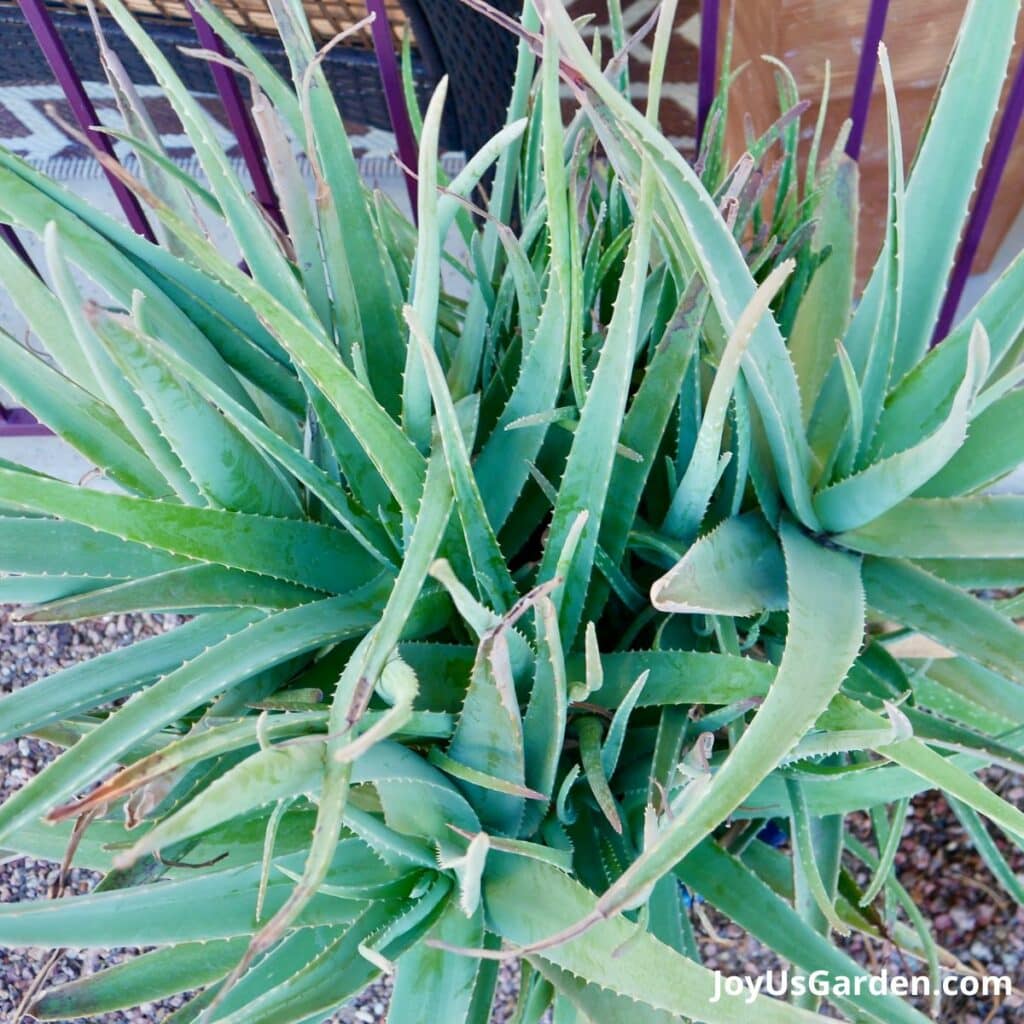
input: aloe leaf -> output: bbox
[51,712,327,822]
[853,50,905,459]
[408,308,517,611]
[0,328,166,498]
[0,575,109,605]
[29,939,248,1020]
[521,596,568,836]
[0,464,381,593]
[863,558,1024,684]
[0,515,181,578]
[809,49,902,473]
[249,89,332,331]
[0,589,398,845]
[741,727,1024,821]
[0,142,289,365]
[448,620,527,836]
[190,0,303,136]
[487,223,541,367]
[0,163,266,416]
[0,229,101,393]
[90,128,223,217]
[118,743,327,865]
[839,497,1024,558]
[531,958,676,1024]
[650,513,787,617]
[859,797,911,907]
[917,388,1024,497]
[352,741,479,853]
[915,658,1023,730]
[45,226,206,506]
[484,853,825,1022]
[577,716,622,833]
[887,738,1024,843]
[90,8,204,255]
[0,852,365,946]
[99,0,317,327]
[344,449,453,733]
[594,297,699,602]
[137,335,393,564]
[677,840,929,1024]
[665,261,794,541]
[537,5,680,641]
[272,0,405,412]
[115,187,425,517]
[873,247,1024,460]
[819,696,1024,840]
[94,306,302,518]
[596,522,863,920]
[403,79,448,451]
[20,564,322,622]
[888,0,1021,379]
[471,19,569,533]
[569,648,773,711]
[601,668,647,781]
[545,5,818,529]
[448,3,537,398]
[917,559,1024,589]
[2,813,145,870]
[389,900,482,1024]
[142,266,306,417]
[831,341,863,480]
[233,516,453,1005]
[0,609,260,743]
[788,157,857,421]
[786,779,849,936]
[185,924,345,1022]
[813,324,986,533]
[427,563,531,674]
[948,797,1024,905]
[218,895,434,1024]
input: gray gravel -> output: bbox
[2,609,1022,1022]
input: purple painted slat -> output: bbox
[18,0,156,242]
[367,0,418,219]
[0,406,51,437]
[696,0,719,150]
[845,0,890,161]
[186,3,282,227]
[0,223,40,278]
[1,225,52,437]
[932,50,1024,344]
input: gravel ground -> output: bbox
[1,609,1022,1023]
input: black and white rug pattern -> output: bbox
[0,79,461,181]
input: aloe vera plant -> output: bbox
[1,0,1023,1020]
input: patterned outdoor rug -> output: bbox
[0,1,700,181]
[0,79,452,182]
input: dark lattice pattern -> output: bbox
[50,0,408,44]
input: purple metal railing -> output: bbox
[698,0,1019,340]
[0,223,46,433]
[367,0,419,218]
[845,0,890,161]
[0,224,38,277]
[1,0,1022,437]
[1,1,285,435]
[695,0,719,150]
[17,0,157,241]
[933,48,1024,343]
[186,2,283,227]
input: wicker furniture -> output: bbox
[0,0,521,154]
